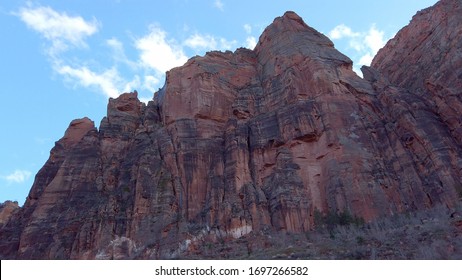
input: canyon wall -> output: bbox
[1,0,461,259]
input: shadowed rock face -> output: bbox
[371,0,462,148]
[1,1,462,259]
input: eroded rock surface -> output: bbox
[0,201,19,225]
[1,1,462,259]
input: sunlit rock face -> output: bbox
[1,0,462,259]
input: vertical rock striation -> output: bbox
[1,0,462,259]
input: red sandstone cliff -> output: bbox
[1,0,462,259]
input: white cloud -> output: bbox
[364,25,385,53]
[214,0,224,11]
[328,24,359,40]
[184,33,217,50]
[243,24,252,34]
[107,37,122,50]
[143,75,160,92]
[358,53,374,66]
[16,5,99,55]
[2,170,32,184]
[184,33,237,51]
[122,75,141,93]
[106,38,135,68]
[14,5,129,99]
[356,26,385,67]
[348,40,364,52]
[15,4,245,100]
[56,65,122,98]
[135,25,188,74]
[328,23,387,72]
[243,24,256,50]
[245,36,257,49]
[52,39,143,98]
[219,38,237,50]
[139,96,153,104]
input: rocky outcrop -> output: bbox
[0,201,19,226]
[366,0,462,209]
[1,0,462,259]
[371,0,462,153]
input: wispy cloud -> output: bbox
[1,170,32,184]
[184,33,237,51]
[15,5,137,99]
[15,4,251,101]
[245,36,257,49]
[243,24,257,49]
[364,25,385,54]
[56,65,123,98]
[16,5,99,56]
[184,33,218,50]
[328,24,360,40]
[214,0,224,11]
[106,37,138,69]
[139,96,153,104]
[142,75,160,92]
[243,24,252,34]
[219,38,237,50]
[328,23,387,73]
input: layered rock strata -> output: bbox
[1,0,461,259]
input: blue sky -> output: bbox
[0,0,438,205]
